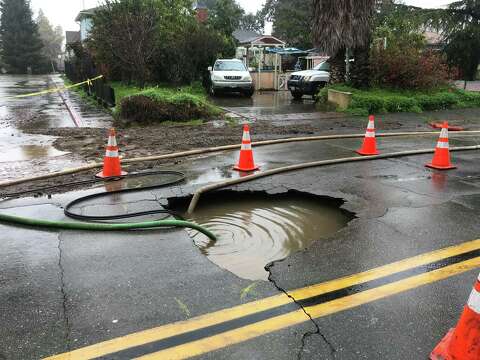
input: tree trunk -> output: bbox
[350,46,371,88]
[329,48,346,84]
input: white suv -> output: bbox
[287,61,330,100]
[208,59,254,97]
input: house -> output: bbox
[233,30,286,49]
[66,31,81,45]
[65,30,81,59]
[304,49,329,69]
[424,31,444,51]
[193,1,208,23]
[75,7,99,41]
[232,30,286,68]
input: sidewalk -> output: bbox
[456,80,480,92]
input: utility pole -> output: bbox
[82,0,85,9]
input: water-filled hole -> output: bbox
[170,191,355,281]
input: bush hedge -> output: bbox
[370,48,452,90]
[119,87,221,124]
[318,85,480,116]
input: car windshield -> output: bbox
[313,62,330,71]
[214,61,246,72]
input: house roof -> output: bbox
[250,35,286,46]
[233,30,262,44]
[193,1,208,10]
[75,7,99,22]
[65,31,80,44]
[424,31,444,45]
[233,30,286,46]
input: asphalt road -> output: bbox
[0,74,111,181]
[2,125,480,359]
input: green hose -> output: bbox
[0,213,216,241]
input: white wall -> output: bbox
[80,18,93,41]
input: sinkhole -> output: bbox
[170,191,355,281]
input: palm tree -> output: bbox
[313,0,375,87]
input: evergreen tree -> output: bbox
[0,0,48,73]
[37,9,63,69]
[443,1,480,82]
[262,0,314,49]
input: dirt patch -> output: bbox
[6,103,480,196]
[23,113,429,164]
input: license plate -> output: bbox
[290,86,297,90]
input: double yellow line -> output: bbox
[9,75,104,99]
[45,239,480,360]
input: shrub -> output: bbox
[370,47,451,90]
[350,94,386,113]
[416,92,458,110]
[322,84,480,115]
[316,87,329,103]
[457,90,480,106]
[119,88,220,124]
[384,96,417,112]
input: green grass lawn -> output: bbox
[112,82,222,124]
[318,84,480,116]
[64,77,222,124]
[110,81,207,105]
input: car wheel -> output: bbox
[244,90,254,98]
[209,84,216,97]
[291,92,303,100]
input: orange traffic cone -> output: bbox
[430,273,480,360]
[234,124,259,172]
[96,128,127,179]
[356,115,379,156]
[425,121,456,170]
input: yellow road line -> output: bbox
[44,239,480,360]
[139,257,480,360]
[289,239,480,301]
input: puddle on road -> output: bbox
[175,191,353,281]
[211,91,317,117]
[0,144,66,162]
[0,125,67,163]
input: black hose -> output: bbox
[64,170,185,222]
[0,170,218,240]
[1,170,187,222]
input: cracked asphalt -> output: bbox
[2,106,480,359]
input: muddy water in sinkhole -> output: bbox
[182,192,353,281]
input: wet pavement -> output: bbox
[2,127,480,359]
[211,91,344,127]
[0,74,111,181]
[456,80,480,91]
[3,87,480,359]
[212,91,317,116]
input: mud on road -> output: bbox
[6,88,480,196]
[26,109,437,163]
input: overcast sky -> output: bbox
[30,0,455,35]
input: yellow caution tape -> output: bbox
[10,75,104,99]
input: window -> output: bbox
[314,62,330,71]
[214,61,246,72]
